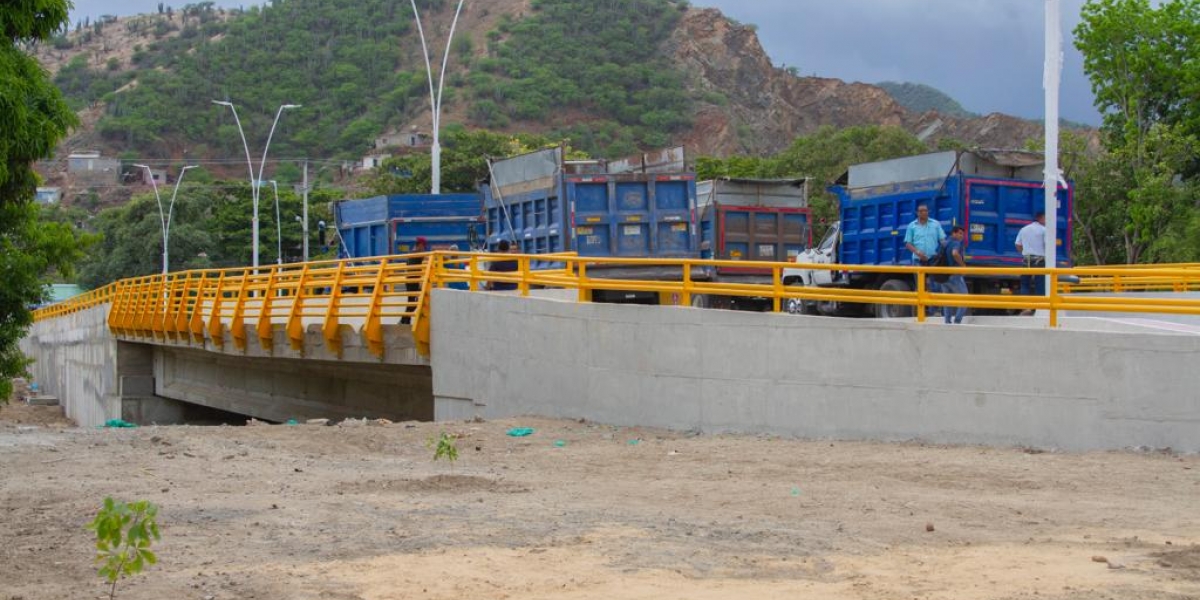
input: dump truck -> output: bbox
[333,193,485,259]
[690,178,812,311]
[483,146,698,304]
[782,150,1072,318]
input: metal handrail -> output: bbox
[30,252,1200,361]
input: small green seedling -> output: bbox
[428,432,460,469]
[88,498,160,600]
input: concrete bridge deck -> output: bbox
[19,254,1200,452]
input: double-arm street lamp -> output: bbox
[409,0,465,194]
[211,100,301,267]
[133,164,197,275]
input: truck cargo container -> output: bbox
[692,178,812,310]
[483,147,698,304]
[782,150,1072,318]
[333,193,484,260]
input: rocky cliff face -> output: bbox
[669,8,1047,156]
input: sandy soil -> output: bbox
[1,404,1197,600]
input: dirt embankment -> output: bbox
[1,404,1197,600]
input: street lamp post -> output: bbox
[269,179,282,265]
[211,100,301,267]
[409,0,466,194]
[133,164,197,275]
[1043,0,1062,297]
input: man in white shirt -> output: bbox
[1015,211,1047,297]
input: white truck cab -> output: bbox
[781,222,841,314]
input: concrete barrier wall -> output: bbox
[19,305,118,427]
[431,290,1200,453]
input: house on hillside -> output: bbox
[35,187,62,204]
[67,151,121,186]
[375,127,430,150]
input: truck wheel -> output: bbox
[816,301,840,316]
[874,279,914,319]
[786,298,803,314]
[690,294,710,309]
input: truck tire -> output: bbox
[874,279,914,319]
[691,294,710,309]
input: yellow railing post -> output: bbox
[681,262,693,307]
[1049,267,1060,328]
[364,258,389,360]
[207,272,228,349]
[323,262,346,358]
[469,254,480,291]
[771,264,783,313]
[519,256,530,297]
[229,272,251,352]
[171,274,193,342]
[577,261,590,303]
[256,266,279,353]
[915,269,927,323]
[286,264,310,354]
[189,272,208,345]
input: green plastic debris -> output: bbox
[506,427,535,437]
[286,419,298,426]
[627,439,640,445]
[553,440,567,448]
[102,419,137,428]
[791,486,801,497]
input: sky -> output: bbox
[68,0,1100,125]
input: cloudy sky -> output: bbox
[69,0,1099,124]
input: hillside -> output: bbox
[33,0,1050,171]
[876,81,976,119]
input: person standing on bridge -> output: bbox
[1015,211,1047,307]
[487,240,519,291]
[400,237,429,325]
[942,226,969,324]
[904,204,947,307]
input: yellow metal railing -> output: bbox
[31,253,1200,361]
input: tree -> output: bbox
[1074,0,1200,263]
[1,0,87,401]
[364,128,561,196]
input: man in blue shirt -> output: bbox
[903,204,946,264]
[903,204,947,305]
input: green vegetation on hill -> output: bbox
[50,0,696,162]
[876,81,975,119]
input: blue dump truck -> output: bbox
[693,178,812,310]
[483,146,698,304]
[333,193,485,259]
[782,150,1072,318]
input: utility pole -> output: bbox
[1044,0,1061,294]
[302,160,310,262]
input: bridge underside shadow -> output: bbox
[152,345,432,423]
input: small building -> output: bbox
[374,128,429,150]
[361,154,390,170]
[35,187,62,204]
[67,151,121,185]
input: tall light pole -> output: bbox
[269,179,282,264]
[133,164,197,275]
[1044,0,1061,295]
[409,0,465,194]
[211,100,301,267]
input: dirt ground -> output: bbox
[1,397,1198,600]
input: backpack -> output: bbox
[930,242,951,283]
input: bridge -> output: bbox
[22,254,1200,452]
